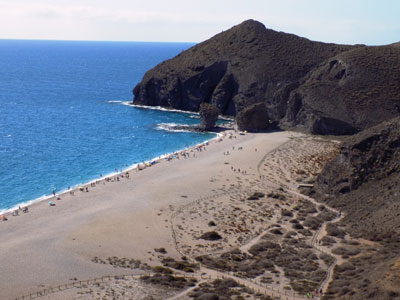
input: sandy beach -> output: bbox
[0,129,294,298]
[0,128,349,300]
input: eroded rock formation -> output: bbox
[133,20,400,135]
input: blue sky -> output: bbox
[0,0,399,45]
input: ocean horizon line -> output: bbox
[0,38,197,44]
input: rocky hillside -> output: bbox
[309,117,400,299]
[133,20,400,135]
[283,46,400,135]
[312,116,400,241]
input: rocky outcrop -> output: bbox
[283,46,400,134]
[308,118,400,300]
[133,19,400,135]
[310,117,400,240]
[133,20,356,133]
[236,103,271,132]
[199,103,219,130]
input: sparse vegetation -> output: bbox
[161,257,199,272]
[200,231,223,241]
[140,273,195,289]
[247,192,265,200]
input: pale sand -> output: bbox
[0,129,299,299]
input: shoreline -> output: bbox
[123,101,235,121]
[0,126,302,299]
[0,128,225,217]
[0,100,231,216]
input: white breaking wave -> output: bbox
[106,100,124,103]
[124,102,234,121]
[124,102,197,115]
[156,123,193,133]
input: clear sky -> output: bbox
[0,0,399,45]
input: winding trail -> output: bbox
[286,189,345,295]
[169,136,346,300]
[165,279,206,300]
[12,134,345,300]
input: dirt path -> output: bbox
[286,190,345,295]
[199,266,306,300]
[165,279,206,300]
[256,142,346,298]
[167,136,347,300]
[13,134,346,300]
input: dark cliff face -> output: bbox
[133,19,400,135]
[134,20,352,129]
[311,117,400,240]
[283,46,400,135]
[309,117,400,300]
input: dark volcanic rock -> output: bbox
[236,102,271,132]
[311,117,400,240]
[283,46,400,134]
[199,102,219,130]
[133,20,400,134]
[304,118,400,300]
[133,20,358,133]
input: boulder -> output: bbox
[236,102,271,132]
[199,102,219,130]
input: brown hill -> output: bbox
[133,20,353,129]
[133,20,400,135]
[312,116,400,239]
[283,45,400,135]
[309,117,400,299]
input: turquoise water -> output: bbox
[0,40,215,212]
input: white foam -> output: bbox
[0,129,224,216]
[0,103,227,215]
[155,123,194,133]
[122,102,234,121]
[106,100,124,103]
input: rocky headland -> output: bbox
[133,19,400,135]
[131,20,400,300]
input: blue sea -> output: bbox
[0,40,215,212]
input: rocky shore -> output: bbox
[133,20,400,135]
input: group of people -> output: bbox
[1,206,29,221]
[165,144,209,162]
[230,166,248,175]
